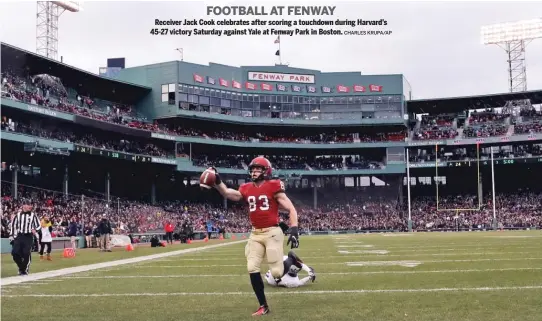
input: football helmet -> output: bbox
[287,264,301,277]
[248,156,272,182]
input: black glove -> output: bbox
[211,166,222,185]
[287,226,299,249]
[308,266,316,283]
[278,222,289,234]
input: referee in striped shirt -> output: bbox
[9,200,40,276]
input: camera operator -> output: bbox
[150,235,164,247]
[179,222,188,244]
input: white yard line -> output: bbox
[4,285,542,298]
[142,251,538,261]
[336,245,375,248]
[197,245,542,254]
[133,257,542,268]
[58,267,542,279]
[0,240,247,287]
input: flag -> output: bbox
[274,36,280,44]
[275,50,280,56]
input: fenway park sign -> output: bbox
[248,72,315,84]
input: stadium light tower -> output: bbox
[36,1,81,61]
[481,18,542,93]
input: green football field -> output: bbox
[2,231,542,321]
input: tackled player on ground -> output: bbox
[265,249,316,288]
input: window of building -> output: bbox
[161,83,175,105]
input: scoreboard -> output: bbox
[74,145,152,163]
[409,156,542,168]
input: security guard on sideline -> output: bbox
[9,200,40,275]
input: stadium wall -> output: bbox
[115,60,407,121]
[114,62,178,119]
[0,237,83,254]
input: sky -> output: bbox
[1,0,541,100]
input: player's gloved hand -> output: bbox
[210,166,222,186]
[287,226,299,249]
[279,221,289,234]
[8,236,14,245]
[309,266,316,282]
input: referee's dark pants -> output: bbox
[12,233,34,274]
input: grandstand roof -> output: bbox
[1,43,151,105]
[407,90,542,114]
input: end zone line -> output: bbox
[0,240,247,287]
[4,285,542,298]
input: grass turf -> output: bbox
[2,231,542,321]
[0,239,234,278]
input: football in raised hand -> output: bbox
[199,167,217,189]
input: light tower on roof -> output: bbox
[36,1,81,61]
[481,18,542,93]
[481,18,542,114]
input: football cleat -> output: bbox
[252,305,270,316]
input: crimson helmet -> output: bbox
[248,156,272,182]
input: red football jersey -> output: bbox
[239,179,285,229]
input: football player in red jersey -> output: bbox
[208,156,299,316]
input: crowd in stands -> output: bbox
[413,114,458,141]
[515,122,542,135]
[1,117,174,158]
[2,68,542,240]
[4,70,542,145]
[410,110,542,140]
[469,111,509,124]
[408,143,542,163]
[1,114,386,168]
[1,71,142,125]
[1,71,406,145]
[191,154,382,171]
[514,109,542,135]
[0,184,251,240]
[411,193,542,229]
[463,111,509,138]
[2,183,540,241]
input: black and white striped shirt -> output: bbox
[9,211,40,237]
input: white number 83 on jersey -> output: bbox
[247,195,270,212]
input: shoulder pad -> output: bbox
[269,179,286,192]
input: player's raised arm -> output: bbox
[200,167,243,202]
[215,181,243,202]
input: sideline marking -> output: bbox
[5,286,542,298]
[0,240,247,286]
[60,267,542,279]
